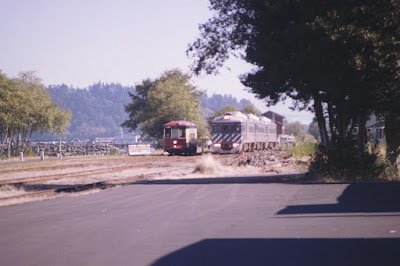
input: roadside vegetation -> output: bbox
[0,71,71,158]
[189,0,400,181]
[286,142,316,160]
[122,69,208,147]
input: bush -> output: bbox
[308,140,399,181]
[109,149,119,156]
[286,142,316,159]
[24,147,36,157]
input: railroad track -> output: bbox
[0,153,238,206]
[0,162,170,185]
[0,167,190,205]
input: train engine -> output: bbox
[163,121,197,155]
[211,112,277,153]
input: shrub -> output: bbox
[24,147,36,157]
[308,140,399,181]
[286,142,316,159]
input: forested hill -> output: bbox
[38,83,252,140]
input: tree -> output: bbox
[308,118,320,140]
[241,103,260,115]
[207,105,237,124]
[0,71,71,157]
[47,82,135,139]
[188,0,400,177]
[285,122,304,137]
[122,69,207,145]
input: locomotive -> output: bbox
[163,121,197,155]
[211,111,278,153]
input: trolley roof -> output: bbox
[164,120,197,127]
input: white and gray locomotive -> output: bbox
[211,111,278,153]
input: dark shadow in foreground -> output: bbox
[278,183,400,215]
[151,238,400,266]
[133,173,306,185]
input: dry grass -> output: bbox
[193,154,225,174]
[0,184,26,198]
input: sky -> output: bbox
[0,0,313,124]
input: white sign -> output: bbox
[128,144,151,155]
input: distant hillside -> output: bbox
[34,83,253,140]
[200,93,252,118]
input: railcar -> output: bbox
[163,121,197,155]
[211,112,279,153]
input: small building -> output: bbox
[367,121,385,144]
[263,111,285,135]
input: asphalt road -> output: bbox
[0,175,400,266]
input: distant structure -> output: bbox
[95,133,142,145]
[263,111,285,135]
[367,114,385,144]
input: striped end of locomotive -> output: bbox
[212,133,242,150]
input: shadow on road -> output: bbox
[151,238,400,266]
[277,183,400,215]
[133,173,307,185]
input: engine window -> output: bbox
[212,124,221,133]
[233,124,241,132]
[223,125,230,132]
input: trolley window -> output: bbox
[223,125,230,132]
[164,128,171,138]
[171,127,185,139]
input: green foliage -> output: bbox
[286,142,316,159]
[308,141,398,181]
[241,103,260,115]
[189,0,400,179]
[207,105,237,123]
[285,122,304,137]
[108,149,119,156]
[24,147,36,157]
[200,93,251,116]
[308,118,320,140]
[0,71,71,157]
[41,83,255,140]
[122,69,207,144]
[46,82,135,139]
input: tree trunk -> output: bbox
[16,128,20,154]
[314,96,329,150]
[385,112,400,171]
[7,131,13,158]
[327,104,335,141]
[356,111,368,172]
[0,125,8,156]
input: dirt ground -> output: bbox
[0,151,309,206]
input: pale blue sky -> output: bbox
[0,0,313,124]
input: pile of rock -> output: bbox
[236,150,296,172]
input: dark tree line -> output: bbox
[42,82,253,140]
[188,0,400,178]
[44,82,135,140]
[201,93,252,118]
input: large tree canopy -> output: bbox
[122,69,207,144]
[188,0,400,177]
[0,71,71,157]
